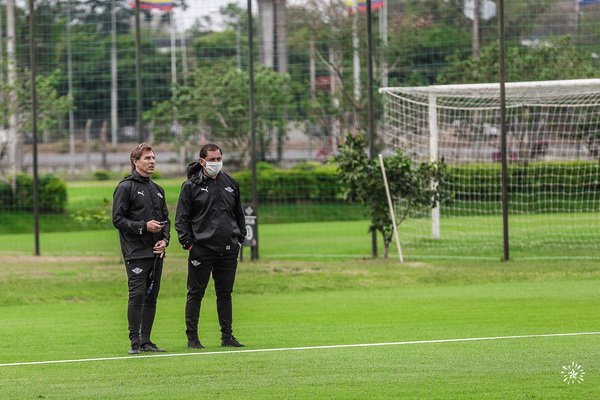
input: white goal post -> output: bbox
[379,79,600,256]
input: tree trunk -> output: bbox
[309,35,316,101]
[100,120,108,170]
[85,119,92,169]
[352,0,360,132]
[257,0,275,67]
[275,0,287,74]
[7,0,18,191]
[472,0,480,59]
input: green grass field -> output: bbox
[2,215,600,261]
[2,177,600,260]
[1,256,599,399]
[2,176,600,397]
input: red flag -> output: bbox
[130,0,173,11]
[347,0,384,13]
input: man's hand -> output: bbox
[147,220,164,233]
[153,239,167,258]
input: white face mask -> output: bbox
[202,159,222,176]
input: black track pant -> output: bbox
[125,257,163,346]
[185,246,238,340]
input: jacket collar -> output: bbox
[125,170,150,183]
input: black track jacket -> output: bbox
[112,171,170,260]
[175,162,246,255]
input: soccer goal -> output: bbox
[379,79,600,258]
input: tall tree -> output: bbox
[0,68,72,181]
[437,36,595,84]
[76,0,188,35]
[78,0,134,36]
[54,32,172,129]
[146,65,293,165]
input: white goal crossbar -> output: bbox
[381,79,600,98]
[379,79,600,254]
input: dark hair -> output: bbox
[199,143,222,159]
[130,143,154,173]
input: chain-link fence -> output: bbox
[1,0,599,258]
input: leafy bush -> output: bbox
[233,160,600,213]
[0,174,67,213]
[446,163,503,202]
[447,161,600,202]
[0,180,11,210]
[151,169,163,179]
[93,170,110,181]
[72,198,111,225]
[233,163,341,204]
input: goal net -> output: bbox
[379,79,600,258]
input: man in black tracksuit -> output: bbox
[113,143,170,355]
[175,143,247,349]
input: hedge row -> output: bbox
[0,174,67,213]
[233,161,600,204]
[0,162,596,215]
[233,162,341,203]
[448,161,600,202]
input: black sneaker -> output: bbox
[221,336,245,348]
[128,344,141,354]
[140,342,167,352]
[188,339,205,349]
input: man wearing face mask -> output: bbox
[175,143,247,349]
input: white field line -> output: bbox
[1,331,599,368]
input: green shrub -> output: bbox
[93,170,110,181]
[256,161,275,171]
[0,173,67,213]
[446,163,502,201]
[232,160,600,212]
[39,175,68,213]
[0,180,11,210]
[233,163,342,204]
[446,161,600,203]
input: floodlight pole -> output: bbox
[134,0,143,142]
[498,0,510,261]
[29,0,40,256]
[67,0,76,174]
[7,0,17,191]
[248,0,259,260]
[367,0,377,257]
[111,0,118,145]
